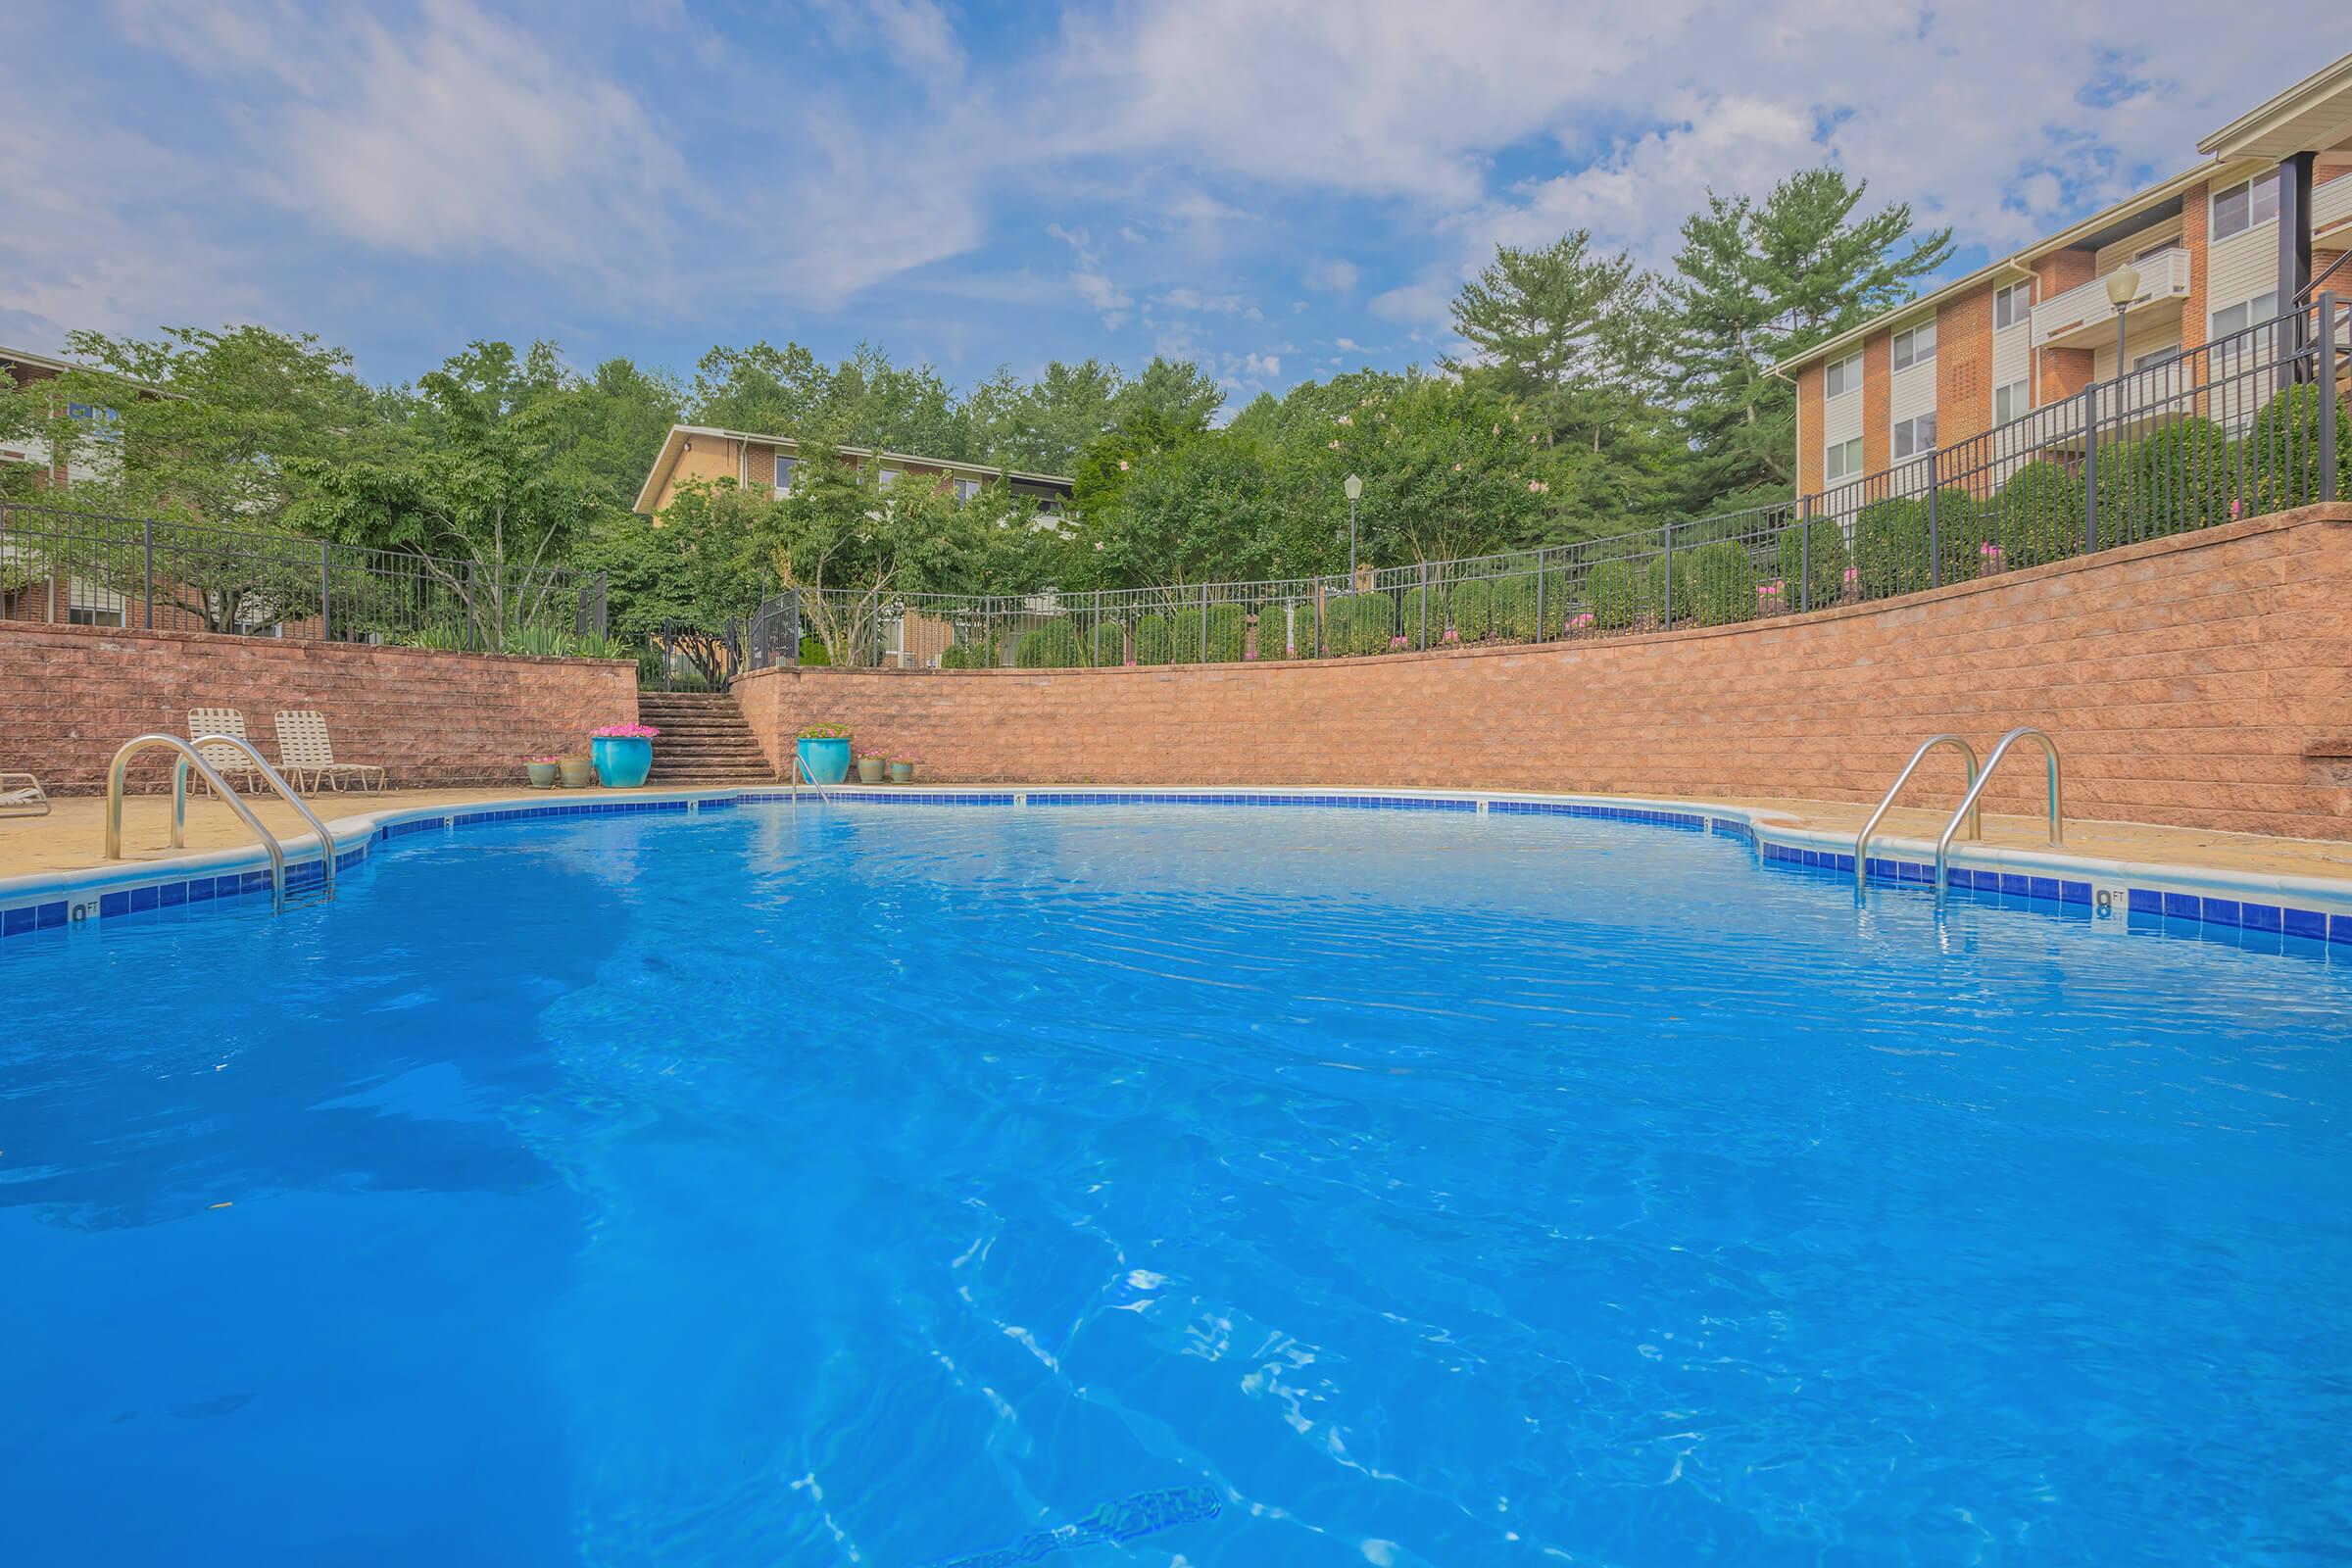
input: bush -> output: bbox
[1984,461,2081,569]
[1133,612,1176,664]
[2096,416,2231,540]
[1013,618,1085,668]
[1326,592,1396,655]
[1584,558,1642,630]
[1090,619,1128,665]
[1163,603,1244,662]
[2244,383,2352,518]
[1643,551,1694,625]
[1447,577,1496,641]
[1851,497,1932,598]
[939,634,992,669]
[1399,584,1444,648]
[1492,568,1563,641]
[1683,538,1758,626]
[1255,601,1312,658]
[798,636,831,666]
[1775,519,1847,611]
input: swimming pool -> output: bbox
[4,802,2346,1565]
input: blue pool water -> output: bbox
[3,805,2348,1566]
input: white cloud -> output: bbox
[1306,259,1361,294]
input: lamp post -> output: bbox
[2106,262,2141,375]
[1344,473,1362,583]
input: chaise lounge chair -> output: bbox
[273,710,386,793]
[0,770,48,817]
[188,708,267,795]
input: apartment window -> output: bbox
[68,605,124,627]
[2132,240,2179,262]
[1823,352,1863,399]
[877,466,902,488]
[773,456,797,491]
[2132,344,2180,371]
[2210,173,2279,242]
[952,476,983,503]
[1993,282,2032,331]
[2210,290,2280,341]
[1892,412,1937,459]
[1824,436,1865,483]
[1993,378,2030,425]
[1891,320,1936,370]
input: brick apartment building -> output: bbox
[1780,53,2352,495]
[631,424,1074,518]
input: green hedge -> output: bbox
[1679,538,1759,626]
[1492,569,1562,640]
[1642,552,1693,625]
[1013,618,1086,668]
[1133,612,1175,664]
[1164,603,1247,662]
[1255,601,1312,658]
[1775,519,1847,611]
[1585,558,1643,630]
[2095,416,2231,539]
[1981,461,2079,570]
[1326,592,1396,655]
[1447,578,1496,641]
[2246,384,2352,517]
[1399,584,1444,648]
[939,635,991,669]
[1090,620,1128,665]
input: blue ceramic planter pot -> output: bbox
[796,736,852,785]
[592,735,654,788]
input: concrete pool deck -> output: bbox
[5,784,2350,891]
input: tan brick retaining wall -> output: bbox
[0,623,638,793]
[735,505,2352,841]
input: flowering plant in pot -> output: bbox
[590,722,661,788]
[525,756,561,789]
[558,756,597,788]
[796,725,853,785]
[889,753,923,784]
[856,750,887,784]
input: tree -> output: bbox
[1654,169,1953,511]
[293,344,603,648]
[1447,233,1681,527]
[1109,357,1224,435]
[687,340,970,458]
[25,325,395,631]
[968,358,1123,474]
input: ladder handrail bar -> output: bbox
[1934,726,2064,906]
[178,735,339,900]
[1854,734,1981,894]
[103,734,290,915]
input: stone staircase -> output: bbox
[636,691,778,786]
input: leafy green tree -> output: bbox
[1655,170,1953,512]
[968,358,1123,475]
[688,340,969,458]
[1080,434,1294,589]
[1109,357,1224,434]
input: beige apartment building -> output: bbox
[630,424,1074,517]
[1782,54,2352,495]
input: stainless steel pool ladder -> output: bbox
[1933,728,2063,908]
[791,750,829,805]
[1854,735,1982,895]
[102,733,339,915]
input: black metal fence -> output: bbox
[747,295,2345,672]
[0,503,611,654]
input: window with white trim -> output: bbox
[877,466,902,488]
[952,476,983,503]
[1890,320,1936,370]
[1824,436,1865,483]
[1993,282,2032,331]
[2210,290,2280,341]
[1823,352,1863,399]
[2132,344,2180,371]
[773,456,797,491]
[1993,378,2030,425]
[1892,412,1936,459]
[2210,173,2278,243]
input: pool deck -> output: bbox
[6,784,2351,891]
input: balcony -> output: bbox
[2032,247,2191,351]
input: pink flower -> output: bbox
[1442,627,1460,644]
[1390,634,1408,649]
[1842,566,1860,586]
[1568,612,1594,630]
[1451,462,1463,472]
[1757,578,1786,600]
[1245,650,1260,660]
[1117,459,1130,471]
[592,723,661,739]
[1528,479,1544,493]
[2230,499,2243,519]
[1285,645,1297,657]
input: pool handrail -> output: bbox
[102,732,338,915]
[1855,734,1981,895]
[1934,727,2064,906]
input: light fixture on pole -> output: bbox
[2105,263,2141,373]
[1344,474,1363,581]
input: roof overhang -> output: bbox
[2199,51,2352,164]
[631,423,1075,515]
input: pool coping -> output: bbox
[4,783,2349,948]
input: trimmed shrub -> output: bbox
[1163,603,1245,662]
[1255,600,1314,659]
[1399,584,1444,648]
[1585,558,1642,630]
[1493,567,1562,641]
[1089,619,1128,665]
[1642,551,1694,626]
[1775,519,1847,611]
[2096,416,2231,539]
[2244,383,2352,518]
[1326,592,1396,656]
[1684,538,1758,626]
[1447,577,1497,641]
[1851,497,1933,598]
[1013,618,1085,668]
[798,636,831,666]
[939,636,992,669]
[1984,460,2080,569]
[1133,612,1176,664]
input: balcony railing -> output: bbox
[2033,247,2191,351]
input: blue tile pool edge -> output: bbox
[4,784,2348,951]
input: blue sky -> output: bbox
[4,1,2336,409]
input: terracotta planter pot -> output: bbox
[559,758,596,789]
[857,756,886,784]
[889,762,914,783]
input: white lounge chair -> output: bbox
[188,708,266,794]
[0,771,47,817]
[273,710,385,793]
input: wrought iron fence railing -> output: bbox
[0,503,610,654]
[736,296,2343,675]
